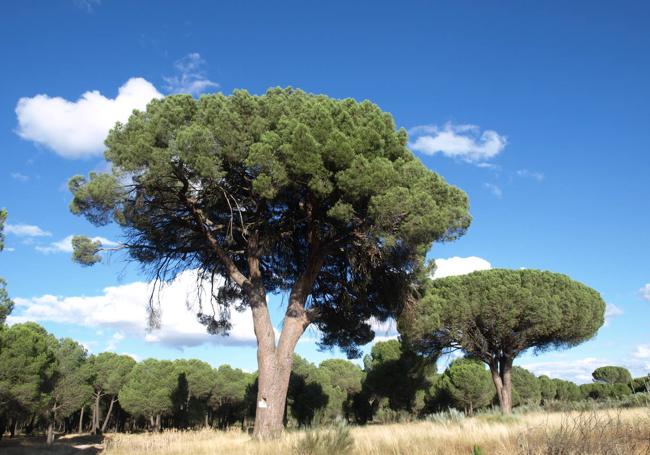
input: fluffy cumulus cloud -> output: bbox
[640,284,650,302]
[15,78,162,158]
[34,234,118,254]
[9,269,257,349]
[5,223,51,237]
[409,123,507,163]
[432,256,492,279]
[164,53,219,96]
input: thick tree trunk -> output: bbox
[101,396,116,433]
[154,414,161,432]
[78,406,84,433]
[250,290,309,440]
[46,421,55,446]
[490,357,513,414]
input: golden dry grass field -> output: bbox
[100,408,650,455]
[1,408,648,454]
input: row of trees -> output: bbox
[2,318,647,443]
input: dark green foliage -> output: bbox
[400,269,605,412]
[580,383,632,400]
[68,89,471,356]
[538,375,557,403]
[319,359,363,396]
[71,235,103,266]
[172,359,216,426]
[210,365,254,428]
[630,376,650,393]
[119,359,177,422]
[362,340,433,420]
[90,352,137,396]
[592,366,633,384]
[0,208,6,252]
[288,355,330,426]
[553,379,583,402]
[49,339,93,419]
[401,269,606,363]
[0,323,56,420]
[0,209,13,326]
[440,358,493,414]
[511,367,541,406]
[0,279,12,327]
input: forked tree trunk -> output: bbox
[250,289,310,440]
[490,357,514,414]
[92,392,102,434]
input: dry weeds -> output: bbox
[99,408,650,455]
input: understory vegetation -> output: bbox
[0,320,648,443]
[101,409,650,455]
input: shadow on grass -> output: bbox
[0,433,103,454]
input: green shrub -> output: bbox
[294,424,354,455]
[425,408,465,425]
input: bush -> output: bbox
[425,408,465,425]
[580,383,632,400]
[294,424,354,455]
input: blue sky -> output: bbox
[1,0,649,381]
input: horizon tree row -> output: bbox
[2,319,648,443]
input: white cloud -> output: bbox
[516,169,545,182]
[522,357,606,383]
[432,256,492,279]
[484,182,503,198]
[640,284,650,302]
[35,234,118,254]
[523,352,650,383]
[368,317,399,343]
[164,53,219,96]
[5,223,51,237]
[9,269,257,349]
[16,78,162,159]
[409,122,507,163]
[106,332,125,351]
[10,172,30,182]
[633,345,650,359]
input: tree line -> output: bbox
[1,321,647,443]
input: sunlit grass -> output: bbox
[101,408,650,455]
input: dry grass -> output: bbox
[100,408,650,455]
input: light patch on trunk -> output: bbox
[257,399,268,408]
